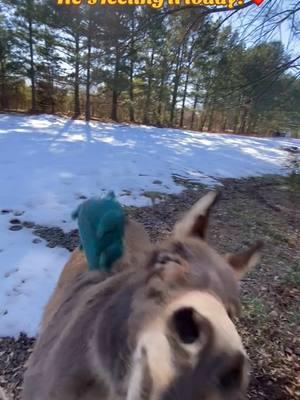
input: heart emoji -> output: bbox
[252,0,264,5]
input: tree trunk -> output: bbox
[207,106,215,132]
[0,61,7,110]
[111,90,118,121]
[74,30,81,118]
[190,80,200,130]
[198,90,210,131]
[129,58,134,122]
[239,105,249,134]
[246,113,257,134]
[28,10,36,113]
[129,13,135,122]
[85,14,92,121]
[179,69,189,128]
[157,58,168,126]
[50,66,55,114]
[232,108,240,133]
[222,115,227,132]
[180,43,194,128]
[191,94,199,130]
[143,47,155,125]
[198,112,207,131]
[111,45,120,121]
[170,46,184,126]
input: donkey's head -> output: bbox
[126,192,262,400]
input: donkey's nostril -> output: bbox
[218,352,246,392]
[172,307,199,344]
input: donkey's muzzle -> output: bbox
[163,293,250,399]
[161,349,249,400]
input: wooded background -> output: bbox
[0,0,300,136]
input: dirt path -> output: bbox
[0,175,299,399]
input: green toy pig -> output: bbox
[71,191,125,272]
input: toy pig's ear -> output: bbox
[105,191,116,200]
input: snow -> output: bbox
[0,215,68,337]
[0,113,298,337]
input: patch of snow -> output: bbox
[0,113,298,337]
[0,212,68,337]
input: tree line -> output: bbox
[0,1,300,136]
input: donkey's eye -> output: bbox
[156,253,181,266]
[172,307,199,344]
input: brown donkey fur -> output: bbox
[41,218,152,332]
[22,192,263,400]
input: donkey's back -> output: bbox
[23,270,138,400]
[24,216,153,400]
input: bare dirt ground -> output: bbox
[0,174,299,400]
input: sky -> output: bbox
[226,0,300,57]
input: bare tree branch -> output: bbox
[157,1,254,18]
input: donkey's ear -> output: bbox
[173,191,219,240]
[225,241,263,280]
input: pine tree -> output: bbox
[4,0,41,112]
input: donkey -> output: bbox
[22,192,262,400]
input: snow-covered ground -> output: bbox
[0,113,298,337]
